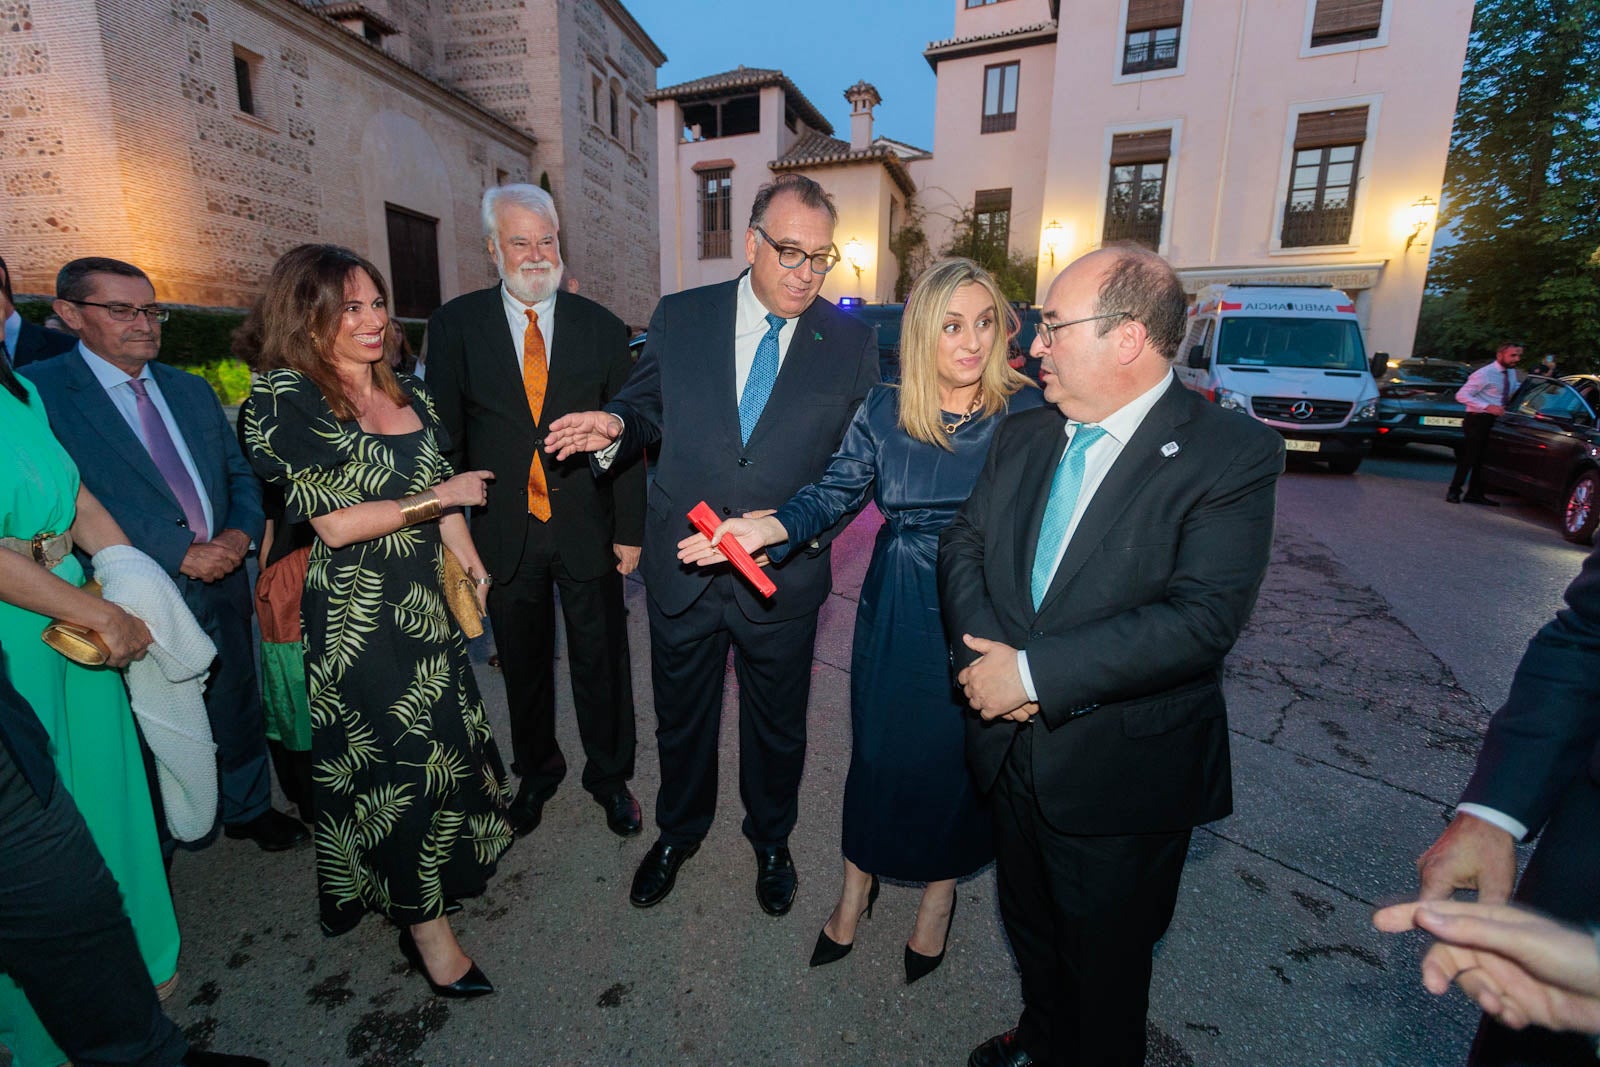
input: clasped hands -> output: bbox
[179,528,252,583]
[676,511,781,570]
[957,634,1039,722]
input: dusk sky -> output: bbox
[625,0,955,152]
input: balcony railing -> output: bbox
[1280,203,1355,247]
[699,229,730,259]
[1123,34,1180,75]
[1102,211,1163,250]
[980,111,1018,134]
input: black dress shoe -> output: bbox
[968,1029,1034,1067]
[630,839,699,907]
[754,845,797,916]
[597,788,642,837]
[904,894,956,984]
[1445,488,1462,503]
[223,809,308,852]
[506,781,547,837]
[1464,494,1501,506]
[181,1052,270,1067]
[810,874,879,967]
[397,929,494,999]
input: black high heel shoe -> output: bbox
[398,928,494,998]
[904,895,957,984]
[809,874,881,968]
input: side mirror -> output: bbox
[1186,345,1209,370]
[1370,351,1389,379]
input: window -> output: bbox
[966,0,1007,6]
[591,74,602,127]
[495,168,509,186]
[1123,0,1184,74]
[629,108,639,152]
[1310,0,1382,47]
[974,189,1011,252]
[697,167,732,259]
[1103,130,1170,249]
[1281,106,1367,247]
[1513,381,1593,423]
[385,204,441,319]
[680,94,760,141]
[981,63,1019,134]
[609,83,620,139]
[233,51,257,115]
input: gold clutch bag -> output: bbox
[441,549,485,639]
[42,580,112,667]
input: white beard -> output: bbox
[497,252,564,304]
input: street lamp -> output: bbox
[1404,195,1438,253]
[1043,220,1064,268]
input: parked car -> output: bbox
[1375,358,1471,452]
[1008,304,1044,384]
[1480,374,1600,543]
[841,303,905,383]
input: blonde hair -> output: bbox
[897,258,1033,449]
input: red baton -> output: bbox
[688,501,777,598]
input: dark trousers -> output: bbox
[181,568,271,827]
[488,516,635,801]
[992,727,1192,1067]
[1451,412,1499,497]
[0,743,186,1066]
[1469,770,1600,1066]
[647,575,818,848]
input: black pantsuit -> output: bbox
[1450,410,1498,497]
[182,570,271,826]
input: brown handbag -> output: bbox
[42,580,112,667]
[441,548,485,639]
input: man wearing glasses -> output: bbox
[546,174,879,915]
[940,246,1284,1067]
[24,258,304,853]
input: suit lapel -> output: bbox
[1037,379,1191,615]
[59,353,178,508]
[476,286,533,426]
[702,283,741,451]
[1016,418,1069,613]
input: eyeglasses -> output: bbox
[753,227,840,274]
[1034,312,1130,349]
[68,300,170,323]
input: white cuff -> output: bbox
[594,414,626,471]
[1017,649,1038,703]
[1455,803,1529,842]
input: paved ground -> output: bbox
[17,444,1591,1066]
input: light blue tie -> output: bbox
[1030,424,1108,609]
[739,313,785,445]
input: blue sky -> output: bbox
[625,0,953,151]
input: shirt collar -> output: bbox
[79,342,153,390]
[1068,370,1176,445]
[502,282,556,323]
[2,310,19,357]
[736,272,793,334]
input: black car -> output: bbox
[1375,358,1470,451]
[843,303,905,383]
[1481,374,1600,543]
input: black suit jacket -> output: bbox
[939,378,1285,835]
[9,319,77,370]
[1461,544,1600,832]
[602,278,878,621]
[425,286,644,582]
[0,645,55,800]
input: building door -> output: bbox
[385,203,441,318]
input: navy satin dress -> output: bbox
[772,383,1045,880]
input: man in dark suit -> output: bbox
[23,257,304,852]
[546,174,878,915]
[426,184,645,839]
[939,246,1284,1067]
[1409,542,1600,1066]
[0,254,76,369]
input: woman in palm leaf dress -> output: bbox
[242,244,512,998]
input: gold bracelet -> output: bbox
[397,490,443,526]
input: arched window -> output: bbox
[609,82,621,139]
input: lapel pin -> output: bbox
[813,331,823,342]
[1160,441,1180,458]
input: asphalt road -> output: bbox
[14,444,1592,1067]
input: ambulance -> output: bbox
[1175,284,1382,474]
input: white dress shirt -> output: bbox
[1453,803,1529,841]
[501,283,558,375]
[732,271,797,403]
[1018,372,1177,702]
[81,344,215,538]
[1456,361,1519,413]
[2,309,20,363]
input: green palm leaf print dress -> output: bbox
[244,369,512,935]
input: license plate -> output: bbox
[1420,416,1463,428]
[1283,438,1321,453]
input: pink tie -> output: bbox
[128,377,209,541]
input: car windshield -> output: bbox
[1216,317,1368,372]
[1394,363,1468,385]
[849,306,902,349]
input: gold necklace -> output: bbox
[942,395,981,435]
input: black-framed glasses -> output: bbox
[1035,311,1130,348]
[68,300,170,323]
[753,227,840,274]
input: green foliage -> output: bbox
[938,211,1039,303]
[1413,291,1502,362]
[1428,0,1600,369]
[889,212,929,302]
[191,358,252,405]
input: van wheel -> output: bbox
[1563,471,1600,544]
[1328,456,1362,475]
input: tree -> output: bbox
[939,209,1038,304]
[1428,0,1600,369]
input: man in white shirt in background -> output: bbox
[1448,342,1523,506]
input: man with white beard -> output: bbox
[425,184,646,840]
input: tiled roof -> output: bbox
[771,133,916,198]
[923,21,1058,69]
[646,66,833,135]
[315,2,399,36]
[872,135,932,162]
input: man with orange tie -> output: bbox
[426,185,645,839]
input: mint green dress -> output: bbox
[0,377,180,1067]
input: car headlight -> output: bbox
[1215,389,1249,414]
[1352,398,1378,422]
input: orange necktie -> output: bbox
[523,309,551,521]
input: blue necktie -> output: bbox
[1030,424,1108,609]
[739,313,785,445]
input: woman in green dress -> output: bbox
[0,364,180,1066]
[242,244,512,998]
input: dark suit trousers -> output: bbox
[1451,412,1498,496]
[646,574,818,848]
[1469,770,1600,1067]
[993,726,1191,1067]
[181,568,271,826]
[488,515,635,801]
[0,744,187,1066]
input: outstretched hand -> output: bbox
[544,411,624,461]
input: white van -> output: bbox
[1176,284,1382,474]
